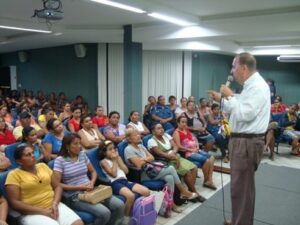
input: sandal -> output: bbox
[172,207,183,213]
[180,192,197,200]
[203,182,217,190]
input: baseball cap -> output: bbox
[19,112,31,119]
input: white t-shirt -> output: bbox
[147,133,173,151]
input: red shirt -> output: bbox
[271,103,286,113]
[68,119,80,132]
[0,129,16,145]
[92,115,108,128]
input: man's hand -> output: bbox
[220,85,233,98]
[208,90,221,102]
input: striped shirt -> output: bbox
[53,152,90,196]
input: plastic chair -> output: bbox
[0,171,29,224]
[4,142,21,169]
[271,113,292,153]
[47,159,96,224]
[165,128,175,136]
[142,134,153,149]
[117,141,165,191]
[85,148,138,202]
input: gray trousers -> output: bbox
[229,136,264,225]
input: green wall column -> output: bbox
[123,25,143,119]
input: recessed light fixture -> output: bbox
[148,12,196,26]
[53,32,63,36]
[0,25,52,33]
[90,0,145,13]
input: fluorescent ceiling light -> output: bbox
[90,0,145,13]
[250,49,300,55]
[277,55,300,62]
[148,12,195,26]
[165,26,218,39]
[0,25,52,33]
[253,45,292,49]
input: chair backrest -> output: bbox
[4,142,21,169]
[165,128,174,136]
[0,171,9,197]
[85,148,107,178]
[117,141,129,163]
[99,126,106,135]
[271,113,286,127]
[48,160,55,169]
[143,134,153,149]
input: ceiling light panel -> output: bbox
[90,0,145,13]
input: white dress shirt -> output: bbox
[223,72,271,134]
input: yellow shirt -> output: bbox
[12,124,42,140]
[38,114,58,123]
[5,163,55,209]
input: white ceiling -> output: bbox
[1,0,300,55]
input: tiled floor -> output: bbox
[156,144,300,225]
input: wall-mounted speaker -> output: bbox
[74,44,86,58]
[18,51,28,63]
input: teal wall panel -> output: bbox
[123,25,143,118]
[0,44,98,110]
[191,52,233,102]
[256,56,300,105]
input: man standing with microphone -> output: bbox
[209,52,270,225]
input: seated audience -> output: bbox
[148,123,206,202]
[271,96,286,114]
[78,115,105,150]
[58,102,72,122]
[143,96,156,129]
[282,104,300,156]
[48,92,57,112]
[53,134,124,225]
[0,151,11,172]
[35,90,47,108]
[99,140,149,224]
[124,128,197,213]
[13,112,44,142]
[127,111,150,137]
[22,126,46,162]
[0,105,13,130]
[68,107,82,133]
[198,98,212,119]
[173,116,216,190]
[265,119,278,160]
[43,119,69,160]
[15,106,37,127]
[150,95,175,130]
[207,104,229,162]
[71,96,88,116]
[175,97,188,118]
[184,101,215,152]
[38,108,57,133]
[0,191,8,225]
[104,111,126,144]
[5,145,83,225]
[0,117,16,152]
[92,106,108,128]
[168,96,178,124]
[56,92,67,113]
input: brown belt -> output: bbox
[230,133,265,138]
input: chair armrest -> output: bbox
[95,176,111,186]
[8,208,22,225]
[127,167,142,183]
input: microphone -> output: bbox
[225,75,233,87]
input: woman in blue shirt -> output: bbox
[42,118,70,161]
